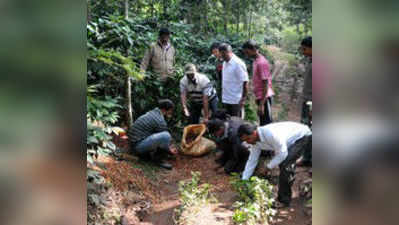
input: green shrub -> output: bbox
[87,85,124,160]
[230,173,276,225]
[280,27,301,54]
[175,171,216,225]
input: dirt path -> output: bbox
[132,150,311,225]
[140,152,236,225]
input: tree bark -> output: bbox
[126,75,133,126]
[87,0,91,23]
[124,0,133,126]
[222,0,228,35]
[248,8,253,38]
[236,0,240,33]
[124,0,129,19]
[203,0,208,34]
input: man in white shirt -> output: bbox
[218,43,249,118]
[238,122,312,207]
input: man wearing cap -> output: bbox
[180,63,218,124]
[140,27,176,80]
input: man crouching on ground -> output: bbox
[128,99,178,170]
[207,117,249,174]
[238,122,312,208]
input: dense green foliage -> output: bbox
[87,15,273,137]
[175,171,216,224]
[230,173,276,225]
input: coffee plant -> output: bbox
[230,173,276,225]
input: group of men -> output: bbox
[128,27,313,208]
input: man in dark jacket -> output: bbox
[207,117,249,174]
[128,99,178,169]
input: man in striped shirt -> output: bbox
[128,99,178,170]
[180,63,218,124]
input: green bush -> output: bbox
[230,173,276,225]
[280,27,301,54]
[87,15,261,131]
[175,171,216,225]
[87,85,124,161]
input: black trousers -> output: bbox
[256,97,273,126]
[189,97,218,124]
[300,100,312,164]
[278,135,312,205]
[217,139,249,174]
[224,103,242,117]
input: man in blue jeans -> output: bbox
[128,99,178,169]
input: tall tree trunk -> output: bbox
[203,0,208,34]
[87,0,91,23]
[243,3,248,33]
[125,75,133,126]
[124,0,133,126]
[236,0,240,33]
[124,0,129,19]
[248,8,253,38]
[222,0,228,35]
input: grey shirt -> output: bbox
[302,58,312,100]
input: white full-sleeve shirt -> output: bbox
[242,122,312,180]
[222,54,249,104]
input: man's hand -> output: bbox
[202,117,209,124]
[216,166,225,174]
[257,104,265,115]
[169,145,178,155]
[239,98,246,108]
[183,107,190,117]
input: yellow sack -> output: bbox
[181,124,216,156]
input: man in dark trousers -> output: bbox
[180,63,218,124]
[242,40,274,125]
[207,117,249,174]
[128,99,178,169]
[218,43,249,118]
[297,36,312,167]
[238,122,312,208]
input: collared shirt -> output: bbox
[252,54,274,100]
[222,54,249,104]
[140,41,176,79]
[242,122,312,180]
[179,73,217,104]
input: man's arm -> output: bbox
[258,80,268,115]
[242,146,261,180]
[140,46,152,72]
[181,92,190,117]
[202,95,209,122]
[237,63,249,107]
[266,141,288,169]
[202,81,213,122]
[239,81,248,107]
